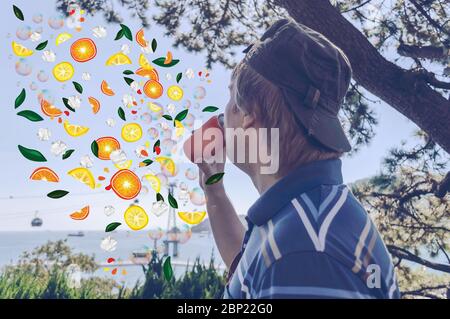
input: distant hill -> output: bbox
[191,215,247,233]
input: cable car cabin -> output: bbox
[31,217,43,227]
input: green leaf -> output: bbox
[35,40,48,51]
[114,29,124,40]
[141,159,153,167]
[72,81,83,94]
[205,172,225,185]
[91,140,99,158]
[153,139,160,152]
[176,72,182,83]
[18,145,47,162]
[162,114,173,121]
[156,193,164,202]
[120,24,133,41]
[174,109,188,122]
[47,190,69,199]
[163,256,173,281]
[202,106,219,113]
[15,89,26,109]
[16,110,43,122]
[118,107,126,121]
[123,70,134,75]
[105,222,121,232]
[13,5,24,21]
[62,149,75,160]
[168,193,178,209]
[123,77,134,86]
[152,57,179,68]
[151,38,157,52]
[62,97,75,112]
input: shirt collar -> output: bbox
[247,159,343,226]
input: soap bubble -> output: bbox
[140,112,152,124]
[161,127,173,140]
[190,187,206,206]
[16,26,32,40]
[35,27,44,34]
[48,15,65,29]
[178,225,192,244]
[29,81,38,91]
[156,173,168,187]
[179,181,188,191]
[15,59,32,76]
[37,90,54,104]
[185,168,198,181]
[32,14,44,24]
[140,185,149,195]
[161,138,177,157]
[184,113,196,128]
[151,108,163,121]
[182,99,192,109]
[193,86,206,100]
[194,102,201,109]
[148,227,164,240]
[147,127,159,139]
[37,70,49,82]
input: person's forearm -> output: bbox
[204,184,246,268]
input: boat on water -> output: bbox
[67,231,85,237]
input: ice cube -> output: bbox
[50,141,67,156]
[68,95,81,110]
[104,205,115,216]
[121,44,130,55]
[41,50,56,62]
[80,155,94,168]
[141,45,152,54]
[110,149,127,165]
[106,118,116,127]
[30,32,42,42]
[166,73,172,81]
[37,128,51,141]
[82,72,91,81]
[122,94,135,108]
[100,236,117,252]
[92,26,107,38]
[167,103,176,114]
[151,201,169,217]
[185,68,194,79]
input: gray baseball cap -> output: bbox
[242,19,352,152]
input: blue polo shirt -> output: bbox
[223,159,400,299]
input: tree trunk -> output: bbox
[275,0,450,154]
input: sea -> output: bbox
[0,231,223,287]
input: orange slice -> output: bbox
[143,80,163,99]
[101,80,115,96]
[135,28,148,48]
[164,51,173,65]
[70,38,97,63]
[30,167,59,182]
[41,99,62,118]
[96,136,121,160]
[110,169,141,200]
[88,96,100,114]
[70,206,90,220]
[135,67,159,81]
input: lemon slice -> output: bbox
[124,205,149,231]
[167,85,184,101]
[144,174,161,193]
[68,167,95,189]
[174,120,185,137]
[53,62,74,82]
[155,156,176,176]
[12,41,33,57]
[55,32,73,46]
[105,52,132,66]
[63,120,89,137]
[121,123,143,142]
[148,102,162,113]
[139,53,153,69]
[114,159,132,170]
[178,211,207,225]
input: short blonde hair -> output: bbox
[232,60,341,177]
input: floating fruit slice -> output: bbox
[135,28,148,48]
[30,167,59,182]
[163,51,173,65]
[41,99,62,117]
[100,80,115,96]
[55,32,73,46]
[70,206,90,220]
[114,159,132,170]
[68,167,95,189]
[110,169,141,200]
[12,41,33,57]
[124,205,148,230]
[167,85,184,101]
[105,52,132,66]
[52,62,74,82]
[64,120,90,137]
[144,174,161,193]
[70,38,97,62]
[155,156,176,176]
[135,67,159,81]
[121,123,143,142]
[174,120,185,137]
[88,96,100,114]
[148,102,162,113]
[96,136,120,160]
[178,211,207,225]
[138,53,153,69]
[143,80,163,99]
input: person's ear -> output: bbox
[242,112,256,129]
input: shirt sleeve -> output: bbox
[252,251,376,299]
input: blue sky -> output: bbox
[0,0,418,231]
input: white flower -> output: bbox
[81,72,91,81]
[185,68,194,79]
[122,94,136,108]
[92,26,107,38]
[41,50,56,62]
[30,32,42,42]
[68,95,81,109]
[100,236,117,252]
[121,44,130,55]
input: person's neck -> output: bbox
[249,165,283,195]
